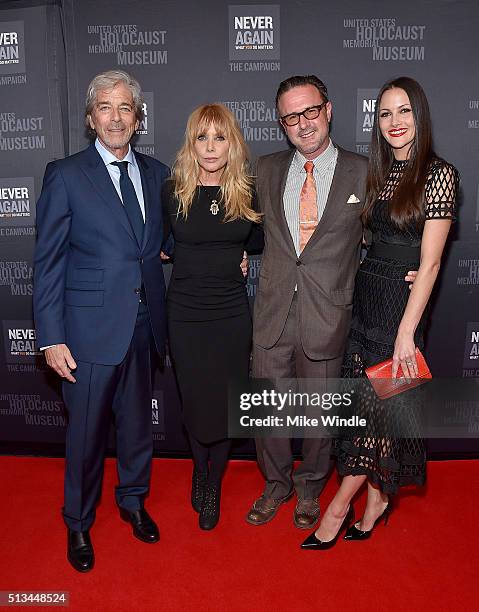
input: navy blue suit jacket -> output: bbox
[34,144,170,365]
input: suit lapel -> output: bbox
[135,151,154,251]
[301,147,354,255]
[79,145,136,244]
[270,149,296,254]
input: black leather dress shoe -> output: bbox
[67,529,94,572]
[199,482,221,530]
[119,508,160,543]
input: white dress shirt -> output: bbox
[283,138,338,256]
[95,138,146,221]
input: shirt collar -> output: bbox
[95,138,137,168]
[292,138,336,175]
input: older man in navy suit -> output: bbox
[33,70,170,572]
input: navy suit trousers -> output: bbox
[62,306,154,532]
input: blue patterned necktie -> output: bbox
[111,161,144,245]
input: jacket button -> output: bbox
[296,260,302,266]
[139,257,144,264]
[134,288,141,294]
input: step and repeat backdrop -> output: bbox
[0,0,478,457]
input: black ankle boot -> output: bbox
[191,468,208,513]
[199,482,221,530]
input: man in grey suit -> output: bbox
[246,75,368,529]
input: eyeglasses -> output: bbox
[280,102,328,127]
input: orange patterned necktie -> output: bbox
[299,161,318,252]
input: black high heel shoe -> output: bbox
[300,505,354,550]
[344,498,392,541]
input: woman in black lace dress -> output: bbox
[301,77,459,550]
[164,104,262,530]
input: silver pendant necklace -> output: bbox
[198,179,220,215]
[209,199,219,215]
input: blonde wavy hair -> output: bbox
[172,104,260,222]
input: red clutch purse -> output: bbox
[365,348,432,400]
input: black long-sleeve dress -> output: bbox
[163,182,263,443]
[334,158,459,494]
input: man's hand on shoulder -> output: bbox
[44,344,77,382]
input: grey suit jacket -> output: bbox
[253,145,368,360]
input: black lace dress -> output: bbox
[334,158,459,494]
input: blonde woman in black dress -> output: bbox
[301,77,459,550]
[163,104,262,530]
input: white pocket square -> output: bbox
[347,194,361,204]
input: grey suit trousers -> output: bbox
[252,294,343,499]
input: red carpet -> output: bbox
[1,457,478,611]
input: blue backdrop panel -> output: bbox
[0,0,478,457]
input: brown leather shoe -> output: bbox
[294,498,320,529]
[245,492,292,525]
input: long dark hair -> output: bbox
[363,76,436,228]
